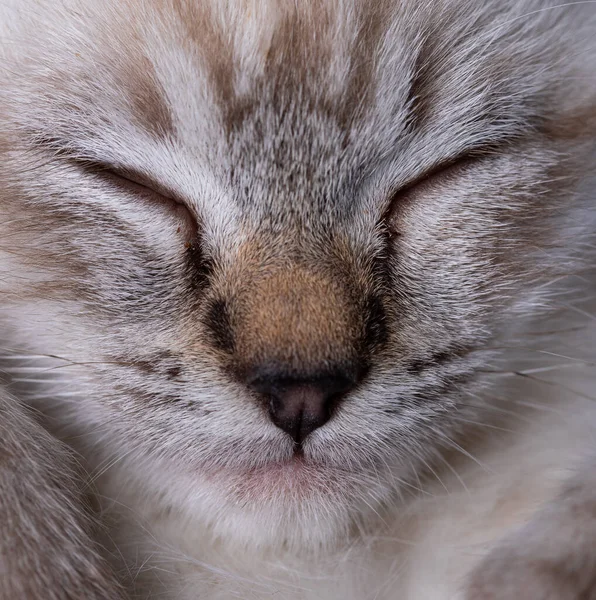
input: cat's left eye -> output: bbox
[382,152,487,237]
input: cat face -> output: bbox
[1,0,595,548]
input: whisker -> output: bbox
[417,455,450,495]
[434,452,470,495]
[458,400,534,425]
[430,429,493,474]
[450,416,516,434]
[514,371,596,403]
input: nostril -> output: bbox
[267,384,332,444]
[246,367,361,443]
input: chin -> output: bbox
[138,450,397,553]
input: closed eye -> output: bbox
[83,162,198,241]
[382,147,497,238]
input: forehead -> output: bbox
[13,0,561,232]
[115,0,420,229]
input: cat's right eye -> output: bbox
[91,164,198,241]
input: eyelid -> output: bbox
[82,161,200,240]
[396,149,490,196]
[388,147,493,201]
[381,149,492,232]
[92,163,181,203]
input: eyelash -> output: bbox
[381,151,489,233]
[90,163,175,200]
[397,152,485,197]
[85,163,199,240]
[81,148,489,252]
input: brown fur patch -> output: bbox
[118,53,175,140]
[234,266,361,373]
[163,0,393,136]
[169,0,236,126]
[202,233,370,375]
[90,3,176,139]
[543,104,596,141]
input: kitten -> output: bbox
[1,1,596,598]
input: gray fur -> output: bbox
[0,1,596,598]
[0,389,125,599]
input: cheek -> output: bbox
[386,186,541,347]
[393,164,562,290]
[392,193,499,300]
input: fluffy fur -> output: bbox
[1,1,596,598]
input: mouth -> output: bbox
[245,448,309,478]
[214,449,336,504]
